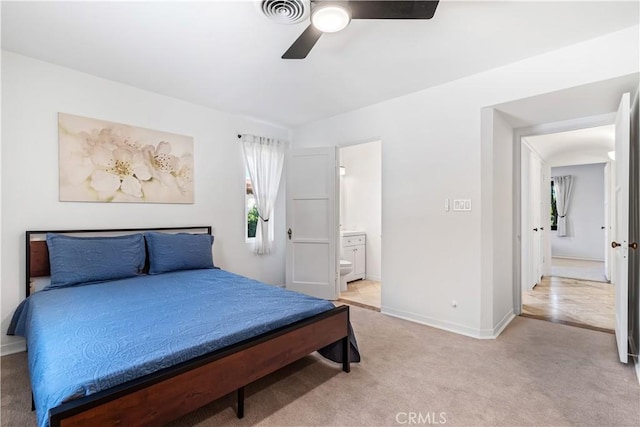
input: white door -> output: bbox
[521,144,539,290]
[613,92,630,364]
[536,159,545,282]
[529,152,543,286]
[285,147,339,300]
[604,162,612,281]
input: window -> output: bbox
[246,170,258,240]
[550,180,558,231]
[245,169,276,244]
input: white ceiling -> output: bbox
[2,1,638,128]
[523,124,615,166]
[494,74,639,129]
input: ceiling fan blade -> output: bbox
[348,0,439,20]
[282,25,323,59]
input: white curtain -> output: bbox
[554,175,573,237]
[241,134,286,254]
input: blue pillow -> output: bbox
[145,232,214,274]
[46,233,146,289]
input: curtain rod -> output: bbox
[237,134,288,145]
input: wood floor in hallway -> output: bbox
[522,275,614,332]
[338,280,380,311]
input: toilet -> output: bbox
[339,259,353,292]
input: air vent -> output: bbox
[261,0,309,24]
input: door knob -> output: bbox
[540,227,544,231]
[630,242,638,250]
[533,228,538,232]
[611,241,621,248]
[287,228,292,240]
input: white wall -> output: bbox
[292,26,639,338]
[340,141,382,282]
[1,52,289,354]
[480,109,514,333]
[551,162,606,260]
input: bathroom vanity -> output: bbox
[341,231,366,283]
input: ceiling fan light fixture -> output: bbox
[311,4,351,33]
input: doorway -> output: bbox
[519,125,615,332]
[483,76,637,364]
[336,140,382,310]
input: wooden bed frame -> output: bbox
[25,227,351,427]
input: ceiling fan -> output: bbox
[264,0,439,59]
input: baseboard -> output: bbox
[365,274,381,282]
[492,310,516,337]
[382,306,482,338]
[381,306,513,340]
[552,256,605,262]
[635,355,640,385]
[475,310,515,338]
[1,340,26,356]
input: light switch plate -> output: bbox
[453,199,471,211]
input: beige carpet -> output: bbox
[2,307,639,426]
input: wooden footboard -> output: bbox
[49,305,350,427]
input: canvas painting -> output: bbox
[58,113,194,203]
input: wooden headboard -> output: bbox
[26,226,212,297]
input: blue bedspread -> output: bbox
[8,269,357,427]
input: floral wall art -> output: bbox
[58,113,194,203]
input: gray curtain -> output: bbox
[554,175,573,237]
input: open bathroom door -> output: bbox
[285,147,339,300]
[613,92,630,364]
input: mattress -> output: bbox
[9,269,337,427]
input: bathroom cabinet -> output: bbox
[342,233,366,283]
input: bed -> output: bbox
[8,226,359,427]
